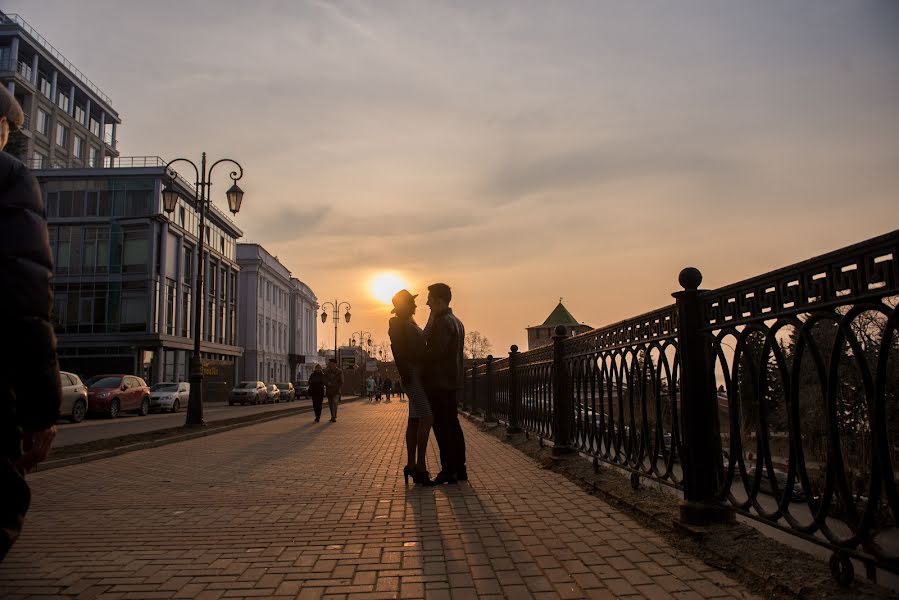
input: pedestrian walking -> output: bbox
[323,359,344,422]
[0,87,62,562]
[383,377,393,400]
[308,364,325,422]
[388,289,435,486]
[365,375,376,402]
[422,283,467,485]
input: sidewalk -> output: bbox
[0,401,761,599]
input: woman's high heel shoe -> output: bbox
[403,465,414,484]
[412,470,435,486]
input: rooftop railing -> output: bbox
[1,12,112,105]
[29,155,239,229]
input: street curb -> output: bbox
[36,397,361,472]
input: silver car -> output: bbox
[60,371,88,423]
[149,382,190,413]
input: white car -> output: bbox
[149,382,190,413]
[60,371,88,423]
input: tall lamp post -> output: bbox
[162,152,244,426]
[350,332,373,394]
[320,301,352,368]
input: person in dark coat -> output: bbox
[308,364,325,422]
[422,283,466,485]
[0,87,62,562]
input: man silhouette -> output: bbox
[422,283,467,484]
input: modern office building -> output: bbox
[237,244,319,383]
[35,159,244,398]
[0,12,120,168]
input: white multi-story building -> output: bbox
[236,244,318,383]
[288,277,321,381]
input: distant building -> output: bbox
[526,300,591,350]
[0,12,120,167]
[36,160,244,391]
[236,244,318,383]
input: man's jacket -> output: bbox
[423,308,465,390]
[0,151,61,460]
[323,367,343,394]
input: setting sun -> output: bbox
[369,272,411,305]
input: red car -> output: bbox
[86,374,151,418]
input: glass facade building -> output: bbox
[36,164,244,392]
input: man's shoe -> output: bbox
[432,471,457,485]
[314,417,320,423]
[329,418,336,422]
[456,466,468,481]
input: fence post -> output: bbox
[460,366,467,411]
[485,355,496,423]
[552,325,574,456]
[674,267,733,524]
[471,361,479,416]
[507,345,521,434]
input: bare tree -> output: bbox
[464,331,492,359]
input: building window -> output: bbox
[39,75,51,98]
[122,227,149,273]
[36,109,49,135]
[182,245,193,284]
[165,278,177,336]
[56,90,70,113]
[89,146,99,167]
[178,206,185,228]
[181,289,191,337]
[73,136,84,159]
[89,117,100,137]
[74,104,85,125]
[121,292,148,332]
[56,123,67,148]
[31,151,46,169]
[82,227,110,274]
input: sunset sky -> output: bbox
[8,0,899,354]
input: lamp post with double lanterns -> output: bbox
[162,152,244,426]
[350,332,373,394]
[320,301,352,369]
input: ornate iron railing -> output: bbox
[463,229,898,585]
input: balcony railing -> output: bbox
[1,12,112,105]
[0,57,33,81]
[465,229,899,586]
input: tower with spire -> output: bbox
[526,298,592,350]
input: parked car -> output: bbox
[86,374,151,418]
[266,384,281,403]
[295,380,310,399]
[149,382,190,413]
[275,382,295,402]
[60,371,88,423]
[229,381,267,405]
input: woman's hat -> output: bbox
[391,289,418,314]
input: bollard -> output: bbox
[507,345,522,434]
[674,267,733,524]
[552,325,574,456]
[485,355,496,423]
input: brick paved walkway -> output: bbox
[0,401,762,600]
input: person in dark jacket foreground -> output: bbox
[308,364,325,422]
[422,283,467,485]
[0,86,62,562]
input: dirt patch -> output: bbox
[468,416,893,600]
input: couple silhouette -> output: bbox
[388,283,467,486]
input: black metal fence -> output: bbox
[462,229,898,585]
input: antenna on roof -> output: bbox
[559,297,563,304]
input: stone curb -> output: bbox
[37,397,361,472]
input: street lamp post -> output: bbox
[350,331,373,394]
[162,152,244,427]
[320,301,352,368]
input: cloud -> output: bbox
[242,205,331,243]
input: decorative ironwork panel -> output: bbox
[566,305,679,357]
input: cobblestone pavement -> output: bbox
[0,400,763,600]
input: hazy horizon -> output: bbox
[6,0,899,354]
